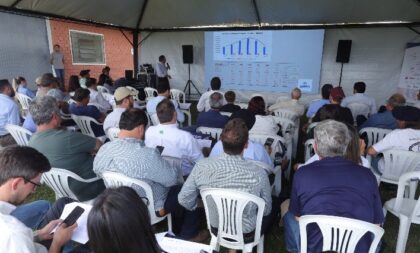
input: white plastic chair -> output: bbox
[346,102,370,121]
[106,127,120,141]
[101,171,172,231]
[144,87,158,101]
[41,168,102,203]
[359,127,392,148]
[272,116,295,141]
[299,215,384,253]
[237,103,248,109]
[97,85,110,94]
[15,93,32,118]
[200,188,265,253]
[272,109,298,122]
[384,171,420,253]
[196,126,223,140]
[170,88,192,126]
[5,124,32,146]
[306,122,319,135]
[71,115,104,138]
[304,139,315,162]
[220,112,232,117]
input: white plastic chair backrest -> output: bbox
[275,96,289,104]
[125,86,139,101]
[392,171,420,218]
[299,215,384,253]
[196,126,223,140]
[306,122,319,135]
[144,87,158,98]
[149,113,160,126]
[381,149,420,183]
[97,85,110,94]
[304,139,315,162]
[68,98,77,105]
[106,127,120,141]
[220,112,232,117]
[346,102,370,120]
[15,93,32,110]
[71,115,102,138]
[41,168,100,201]
[359,127,392,148]
[200,188,265,250]
[100,171,164,225]
[272,116,296,139]
[170,89,186,104]
[249,134,287,159]
[5,124,32,146]
[272,109,298,122]
[237,103,248,109]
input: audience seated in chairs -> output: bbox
[312,86,354,126]
[197,76,225,112]
[0,79,20,147]
[248,96,279,136]
[14,76,36,98]
[220,90,241,113]
[103,87,136,133]
[145,98,203,176]
[179,118,279,241]
[306,84,333,118]
[341,81,377,116]
[367,106,420,175]
[28,96,105,202]
[146,77,185,124]
[94,108,204,241]
[284,120,384,253]
[85,77,112,112]
[88,187,162,253]
[69,88,106,137]
[359,93,406,130]
[268,87,305,116]
[196,92,229,129]
[0,146,76,253]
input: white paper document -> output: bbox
[57,202,92,244]
[156,232,212,253]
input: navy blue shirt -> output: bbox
[290,157,384,253]
[196,110,229,129]
[220,103,241,113]
[69,104,105,137]
[359,110,397,131]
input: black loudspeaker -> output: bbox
[125,70,134,80]
[182,45,193,64]
[336,40,352,63]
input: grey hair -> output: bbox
[314,120,350,158]
[29,96,60,125]
[210,92,223,109]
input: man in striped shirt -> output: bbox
[178,118,274,236]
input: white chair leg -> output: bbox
[257,235,264,253]
[210,237,219,251]
[409,180,418,199]
[395,216,411,253]
[167,213,173,232]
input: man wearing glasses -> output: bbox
[0,146,76,253]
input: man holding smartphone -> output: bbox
[0,146,76,253]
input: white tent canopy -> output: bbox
[1,0,420,31]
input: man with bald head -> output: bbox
[268,87,305,116]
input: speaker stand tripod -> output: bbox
[183,64,201,99]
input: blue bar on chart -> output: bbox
[255,40,258,55]
[223,47,225,55]
[230,44,233,55]
[263,47,266,55]
[238,40,241,55]
[246,38,250,55]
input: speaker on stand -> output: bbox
[336,40,352,86]
[182,45,201,100]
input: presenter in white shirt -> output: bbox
[155,55,171,79]
[197,76,225,112]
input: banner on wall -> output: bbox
[398,43,420,104]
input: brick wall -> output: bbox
[49,20,136,84]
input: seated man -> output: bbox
[196,92,229,129]
[284,120,383,253]
[0,146,76,253]
[209,109,273,170]
[85,77,112,112]
[341,81,376,115]
[69,88,106,137]
[220,90,241,113]
[313,86,354,125]
[306,84,332,118]
[146,77,184,123]
[359,93,406,130]
[197,76,225,112]
[103,87,136,133]
[179,118,275,237]
[0,79,20,146]
[367,106,420,174]
[94,108,202,241]
[268,87,305,116]
[29,96,105,202]
[145,99,203,176]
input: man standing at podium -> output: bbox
[155,55,171,79]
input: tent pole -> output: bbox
[338,63,344,86]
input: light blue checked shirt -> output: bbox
[93,138,179,210]
[178,153,272,233]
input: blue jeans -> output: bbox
[283,211,300,253]
[55,68,65,86]
[11,200,51,229]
